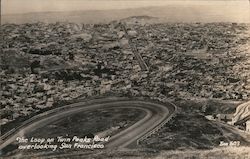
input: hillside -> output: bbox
[1,21,250,137]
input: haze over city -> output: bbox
[2,0,250,15]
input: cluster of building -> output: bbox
[1,21,249,127]
[131,23,250,100]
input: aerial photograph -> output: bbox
[0,0,250,158]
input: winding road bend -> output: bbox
[0,97,176,155]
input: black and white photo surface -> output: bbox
[0,0,250,158]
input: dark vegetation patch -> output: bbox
[3,107,145,156]
[27,108,145,138]
[139,99,249,150]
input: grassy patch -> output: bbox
[28,108,145,138]
[2,107,146,156]
[139,99,250,150]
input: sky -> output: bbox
[2,0,249,15]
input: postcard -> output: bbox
[1,0,250,158]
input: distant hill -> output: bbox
[2,4,250,24]
[2,7,162,24]
[119,16,159,25]
[120,15,157,21]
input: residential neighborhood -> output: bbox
[1,22,250,128]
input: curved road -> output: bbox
[0,97,176,155]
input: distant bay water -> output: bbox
[2,0,250,24]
